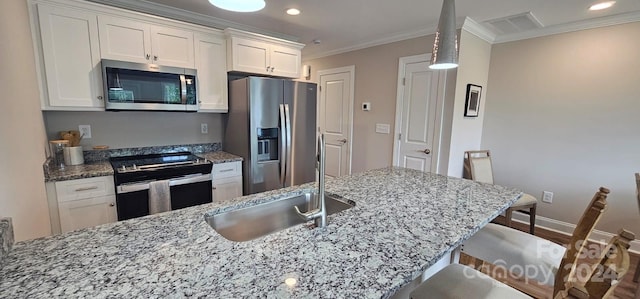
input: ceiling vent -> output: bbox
[483,12,543,35]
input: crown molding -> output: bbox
[461,17,497,44]
[494,10,640,43]
[302,26,437,61]
[86,0,299,42]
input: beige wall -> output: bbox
[44,111,224,149]
[446,29,492,177]
[303,35,437,173]
[0,0,52,241]
[482,22,640,235]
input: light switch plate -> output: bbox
[375,123,390,134]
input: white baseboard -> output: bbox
[510,212,640,255]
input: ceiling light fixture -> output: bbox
[429,0,458,70]
[589,1,616,11]
[286,8,301,15]
[208,0,265,12]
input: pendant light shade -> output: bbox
[208,0,266,12]
[429,0,458,69]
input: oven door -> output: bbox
[115,173,212,221]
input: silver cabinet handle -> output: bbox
[153,55,158,61]
[338,138,347,144]
[75,186,99,192]
[97,96,103,100]
[109,203,115,207]
[418,149,431,154]
[219,169,234,173]
[146,54,150,60]
[266,66,270,72]
[270,67,275,72]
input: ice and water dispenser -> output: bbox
[257,128,279,162]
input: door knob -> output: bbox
[418,149,431,154]
[338,138,347,144]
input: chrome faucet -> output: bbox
[294,134,327,227]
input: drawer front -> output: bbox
[56,176,115,202]
[212,161,241,179]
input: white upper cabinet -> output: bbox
[37,4,104,109]
[98,15,194,68]
[194,33,228,112]
[225,29,304,78]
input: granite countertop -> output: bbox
[2,167,522,298]
[44,151,243,182]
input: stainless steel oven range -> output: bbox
[109,152,213,221]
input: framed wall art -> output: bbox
[464,84,482,117]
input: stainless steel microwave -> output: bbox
[101,59,198,112]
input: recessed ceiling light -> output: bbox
[589,1,616,11]
[286,8,301,15]
[208,0,265,12]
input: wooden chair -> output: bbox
[634,173,640,283]
[463,150,537,234]
[410,188,616,299]
[555,229,635,299]
[460,187,610,297]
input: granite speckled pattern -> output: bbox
[45,150,241,182]
[0,218,13,267]
[83,143,222,163]
[1,167,522,298]
[44,161,114,182]
[198,151,243,164]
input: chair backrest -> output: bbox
[635,173,640,213]
[553,187,609,296]
[555,229,635,299]
[464,150,494,184]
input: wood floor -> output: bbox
[459,217,639,299]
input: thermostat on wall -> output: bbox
[362,102,371,111]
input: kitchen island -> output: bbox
[0,167,521,298]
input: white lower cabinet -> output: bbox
[211,161,243,202]
[49,176,117,233]
[58,195,117,233]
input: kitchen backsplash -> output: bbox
[43,111,224,150]
[83,143,223,163]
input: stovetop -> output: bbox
[110,152,210,174]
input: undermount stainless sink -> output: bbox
[205,192,354,242]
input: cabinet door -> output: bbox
[212,176,243,202]
[58,195,117,233]
[229,37,270,75]
[98,15,151,64]
[195,33,228,112]
[270,45,301,78]
[37,4,103,108]
[151,26,194,68]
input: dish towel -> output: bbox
[148,180,171,214]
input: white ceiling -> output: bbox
[95,0,640,59]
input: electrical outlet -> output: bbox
[78,125,92,139]
[542,191,553,203]
[201,123,208,134]
[362,102,371,111]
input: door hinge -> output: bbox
[398,133,402,140]
[319,86,322,92]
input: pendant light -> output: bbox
[429,0,458,69]
[208,0,266,12]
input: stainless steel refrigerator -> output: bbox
[224,77,317,195]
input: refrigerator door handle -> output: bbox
[284,104,293,186]
[279,104,287,186]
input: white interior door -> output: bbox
[393,55,444,172]
[318,66,355,177]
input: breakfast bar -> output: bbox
[0,167,521,298]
